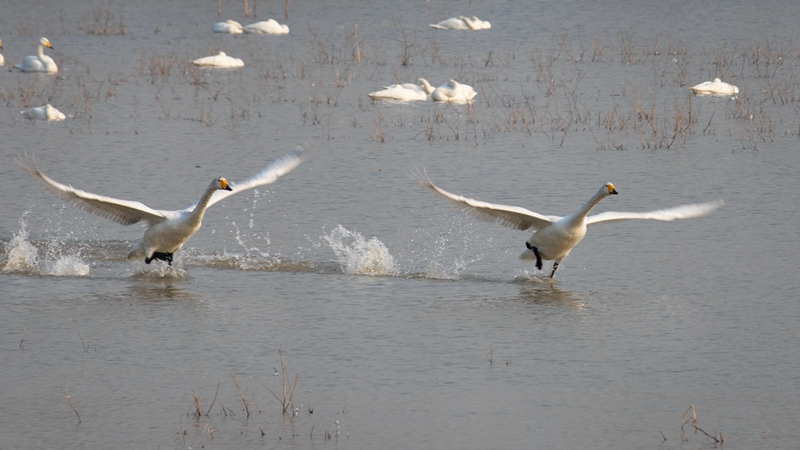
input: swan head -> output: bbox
[0,39,3,49]
[39,37,52,49]
[218,177,233,191]
[218,51,227,56]
[604,183,618,195]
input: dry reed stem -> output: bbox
[230,372,252,418]
[63,388,81,424]
[681,405,723,444]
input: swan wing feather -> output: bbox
[586,199,724,225]
[18,158,166,226]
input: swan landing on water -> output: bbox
[18,151,303,266]
[419,172,723,278]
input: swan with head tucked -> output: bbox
[429,16,491,30]
[243,19,289,34]
[192,51,244,68]
[368,78,435,101]
[21,104,66,121]
[431,79,477,102]
[213,20,243,34]
[690,78,739,96]
[14,37,57,73]
[0,39,4,66]
[19,150,303,266]
[419,172,723,278]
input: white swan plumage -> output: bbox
[420,173,723,278]
[21,104,66,121]
[14,37,57,73]
[431,79,477,103]
[243,19,289,35]
[18,151,303,265]
[690,78,739,96]
[429,16,491,30]
[213,20,243,34]
[368,78,435,101]
[0,39,4,66]
[192,51,244,68]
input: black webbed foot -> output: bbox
[145,252,174,266]
[526,242,543,270]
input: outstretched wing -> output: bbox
[419,171,557,231]
[186,149,303,211]
[586,199,724,225]
[18,157,166,226]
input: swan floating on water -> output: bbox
[21,104,66,121]
[429,16,491,30]
[0,39,4,66]
[419,173,723,278]
[213,20,244,34]
[368,78,435,101]
[690,78,739,96]
[14,37,57,73]
[243,19,289,35]
[431,79,477,103]
[19,151,303,266]
[192,51,244,68]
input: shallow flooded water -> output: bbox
[2,0,799,449]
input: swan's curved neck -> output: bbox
[188,181,220,225]
[419,79,434,94]
[570,189,608,222]
[37,43,46,58]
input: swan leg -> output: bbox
[525,242,542,270]
[146,252,174,266]
[549,262,559,278]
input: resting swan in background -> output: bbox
[21,104,66,121]
[431,79,477,102]
[368,78,435,101]
[690,78,739,96]
[429,16,491,30]
[0,39,4,66]
[419,173,723,278]
[19,150,303,266]
[243,19,289,34]
[192,51,244,68]
[213,20,244,34]
[14,37,57,73]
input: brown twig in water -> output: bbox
[681,404,722,443]
[77,329,88,353]
[205,382,221,416]
[20,327,24,350]
[63,388,81,424]
[230,372,252,418]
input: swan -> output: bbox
[368,78,435,101]
[419,173,724,278]
[192,51,244,68]
[0,39,4,66]
[14,37,57,73]
[431,79,477,103]
[429,16,491,30]
[18,150,303,266]
[690,78,739,96]
[213,19,243,34]
[243,19,289,35]
[21,104,66,121]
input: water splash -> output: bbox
[1,216,39,273]
[48,255,91,276]
[1,214,91,276]
[323,225,396,276]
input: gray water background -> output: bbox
[1,0,799,448]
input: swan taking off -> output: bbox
[243,19,289,34]
[213,20,243,34]
[431,79,477,102]
[19,150,303,266]
[368,78,435,101]
[21,104,66,121]
[691,78,739,96]
[192,51,244,68]
[429,16,491,30]
[14,37,57,73]
[419,173,723,278]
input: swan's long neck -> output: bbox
[37,43,46,59]
[418,78,434,94]
[568,188,609,223]
[187,181,220,226]
[463,17,477,29]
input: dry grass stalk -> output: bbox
[230,372,252,418]
[681,404,723,444]
[264,347,300,415]
[20,327,24,350]
[63,388,81,424]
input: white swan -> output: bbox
[18,151,303,266]
[690,78,739,96]
[429,16,491,30]
[420,174,724,278]
[192,51,244,68]
[243,19,289,35]
[368,78,435,101]
[14,37,57,73]
[213,19,243,34]
[0,39,4,66]
[21,104,66,121]
[431,79,477,103]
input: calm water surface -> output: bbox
[1,0,799,449]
